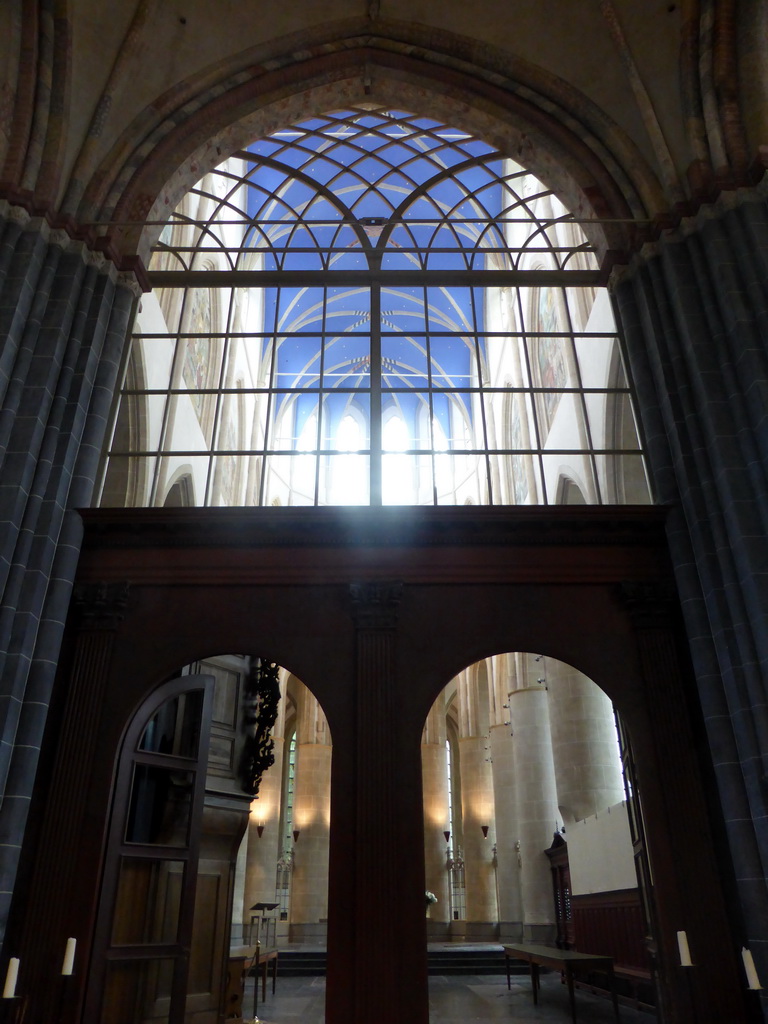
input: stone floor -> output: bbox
[245,972,656,1023]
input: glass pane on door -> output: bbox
[125,767,194,846]
[111,858,186,945]
[139,691,205,758]
[102,958,176,1024]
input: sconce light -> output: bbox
[256,824,265,839]
[443,830,451,844]
[293,829,300,843]
[480,825,490,839]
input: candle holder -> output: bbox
[1,996,27,1024]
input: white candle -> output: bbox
[3,958,19,998]
[61,937,76,976]
[677,930,693,966]
[742,947,762,990]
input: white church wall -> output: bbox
[567,800,637,895]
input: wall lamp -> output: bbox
[293,829,301,843]
[481,825,490,839]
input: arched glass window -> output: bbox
[101,107,650,507]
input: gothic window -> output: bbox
[100,108,650,508]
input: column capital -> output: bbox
[349,582,402,630]
[617,580,677,629]
[72,581,130,629]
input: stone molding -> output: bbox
[0,197,150,289]
[608,170,768,286]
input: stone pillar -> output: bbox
[421,694,450,927]
[0,208,136,938]
[289,682,331,942]
[241,737,284,938]
[490,655,522,941]
[457,666,497,936]
[613,191,768,1006]
[490,722,521,940]
[509,654,559,943]
[546,659,625,823]
[232,828,248,945]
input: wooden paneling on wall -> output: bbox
[571,888,650,973]
[16,505,746,1024]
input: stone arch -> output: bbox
[555,474,588,505]
[162,470,194,507]
[74,23,667,265]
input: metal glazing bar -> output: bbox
[155,245,596,255]
[106,448,645,458]
[370,285,382,505]
[135,330,620,339]
[86,216,653,227]
[120,386,633,398]
[148,269,606,288]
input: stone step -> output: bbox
[275,946,528,978]
[427,948,513,976]
[277,950,327,977]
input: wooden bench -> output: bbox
[581,963,654,1011]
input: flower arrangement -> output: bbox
[425,891,438,907]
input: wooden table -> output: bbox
[226,946,258,1023]
[504,943,620,1024]
[252,945,279,1016]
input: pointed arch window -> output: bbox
[101,107,650,508]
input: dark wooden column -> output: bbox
[347,582,429,1024]
[13,582,130,1023]
[620,582,751,1024]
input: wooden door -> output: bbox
[85,676,214,1024]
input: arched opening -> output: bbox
[163,473,194,507]
[84,652,331,1024]
[422,652,654,1015]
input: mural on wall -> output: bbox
[183,288,214,422]
[534,287,567,433]
[509,398,529,504]
[218,415,239,506]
